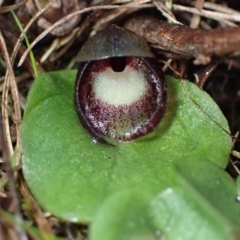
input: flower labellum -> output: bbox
[75,25,167,144]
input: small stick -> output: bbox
[125,16,240,64]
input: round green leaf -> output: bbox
[89,190,156,240]
[175,159,240,228]
[21,70,231,222]
[150,186,237,240]
[90,162,240,240]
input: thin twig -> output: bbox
[125,16,240,64]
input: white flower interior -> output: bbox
[92,67,147,106]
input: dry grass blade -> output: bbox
[41,27,79,63]
[10,0,58,75]
[173,4,240,24]
[0,31,25,239]
[0,0,28,13]
[190,0,205,28]
[153,0,181,24]
[18,4,120,66]
[19,178,54,237]
[92,0,153,33]
[18,3,153,67]
[0,31,21,160]
[203,2,240,15]
[0,30,22,240]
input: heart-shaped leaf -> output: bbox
[21,70,231,222]
[90,160,240,240]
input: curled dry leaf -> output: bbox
[125,16,240,65]
[0,0,28,13]
[17,0,85,36]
